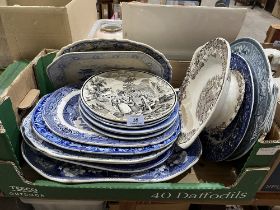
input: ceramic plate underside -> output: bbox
[21,114,173,164]
[67,92,178,136]
[22,139,202,183]
[80,110,179,140]
[32,96,180,155]
[200,53,254,161]
[79,100,176,129]
[81,70,177,123]
[23,141,173,173]
[47,51,165,88]
[229,38,275,160]
[42,86,180,146]
[55,39,172,83]
[177,38,230,149]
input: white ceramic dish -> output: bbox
[177,38,231,149]
[47,51,165,88]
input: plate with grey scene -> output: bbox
[23,141,173,174]
[32,96,180,155]
[55,39,172,83]
[42,86,180,146]
[21,113,173,164]
[228,38,278,160]
[80,109,179,140]
[79,100,175,129]
[81,70,177,124]
[22,138,202,183]
[200,53,254,161]
[177,38,231,149]
[47,51,165,88]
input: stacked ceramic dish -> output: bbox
[20,39,202,183]
[177,37,278,162]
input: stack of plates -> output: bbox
[21,40,202,183]
[20,37,278,183]
[176,37,278,162]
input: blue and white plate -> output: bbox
[80,109,178,140]
[23,141,173,173]
[229,38,278,160]
[79,100,173,129]
[42,86,180,144]
[32,96,180,155]
[200,53,254,161]
[22,139,202,183]
[47,51,165,88]
[55,39,172,83]
[22,113,172,164]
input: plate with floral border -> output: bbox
[228,38,278,160]
[32,96,180,155]
[21,113,173,164]
[54,39,172,83]
[200,53,254,161]
[42,86,180,144]
[47,51,166,88]
[177,38,231,149]
[22,138,202,183]
[23,141,173,173]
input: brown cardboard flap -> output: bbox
[66,0,97,41]
[18,89,40,110]
[0,6,71,60]
[5,0,71,7]
[170,60,190,88]
[0,50,49,123]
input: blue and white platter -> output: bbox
[200,53,254,161]
[229,38,278,160]
[23,141,173,173]
[47,51,165,88]
[22,139,202,183]
[55,39,172,83]
[32,96,180,155]
[22,114,173,164]
[42,86,180,144]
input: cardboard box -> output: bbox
[272,0,280,19]
[0,0,97,68]
[0,50,279,202]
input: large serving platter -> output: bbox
[81,70,177,124]
[23,141,173,173]
[22,114,173,164]
[55,39,172,83]
[41,86,180,146]
[47,51,165,88]
[229,38,278,160]
[177,38,231,149]
[32,96,180,155]
[22,139,202,183]
[200,53,254,161]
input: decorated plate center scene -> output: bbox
[81,70,177,123]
